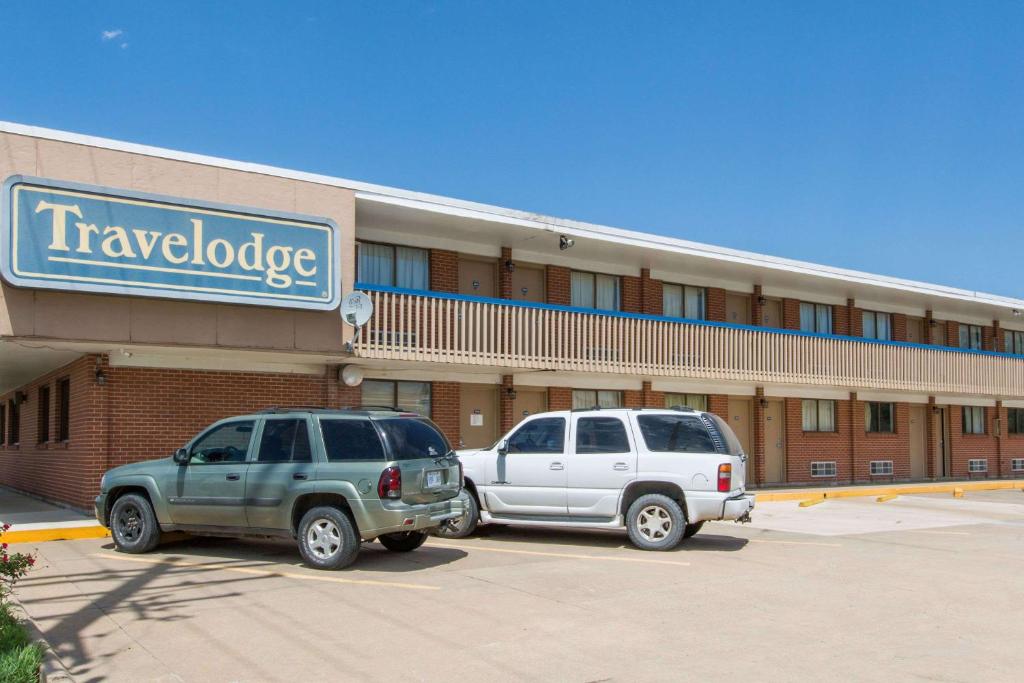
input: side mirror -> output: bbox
[496,439,508,456]
[173,448,190,465]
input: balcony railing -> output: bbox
[353,284,1024,399]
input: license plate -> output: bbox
[426,470,443,488]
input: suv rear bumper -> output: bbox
[685,491,755,524]
[359,496,465,539]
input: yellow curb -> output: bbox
[876,494,898,502]
[5,526,111,544]
[798,498,825,508]
[756,480,1024,503]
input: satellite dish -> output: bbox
[340,291,374,328]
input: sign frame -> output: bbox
[0,175,342,311]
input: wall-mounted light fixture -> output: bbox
[13,391,28,406]
[505,388,517,400]
[504,260,516,273]
[559,235,575,251]
[757,296,767,306]
[759,398,768,408]
[95,368,106,386]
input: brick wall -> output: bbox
[546,266,571,306]
[640,269,663,315]
[751,286,763,326]
[945,321,960,348]
[833,300,852,336]
[783,397,853,484]
[622,275,642,314]
[998,405,1024,477]
[499,375,515,434]
[892,313,908,342]
[623,390,643,408]
[429,249,459,293]
[548,387,573,411]
[852,400,911,481]
[499,247,513,299]
[948,405,998,478]
[782,299,801,330]
[430,382,460,448]
[706,288,727,322]
[641,381,664,408]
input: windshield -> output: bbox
[376,417,452,461]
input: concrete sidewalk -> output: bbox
[0,486,108,543]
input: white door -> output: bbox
[567,414,637,517]
[483,415,569,516]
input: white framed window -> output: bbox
[802,399,836,432]
[862,311,892,341]
[811,461,837,477]
[572,390,623,409]
[571,271,620,311]
[962,406,985,435]
[958,324,983,350]
[800,302,833,334]
[665,393,707,412]
[1005,330,1024,355]
[869,460,894,476]
[968,459,988,473]
[1012,458,1024,472]
[662,283,706,320]
[356,242,429,290]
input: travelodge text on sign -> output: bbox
[0,176,340,310]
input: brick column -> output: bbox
[622,275,642,313]
[499,375,515,434]
[945,321,960,348]
[753,388,766,485]
[926,397,937,478]
[429,249,459,293]
[924,310,935,345]
[782,299,801,330]
[752,285,763,326]
[892,313,908,342]
[706,289,727,322]
[431,382,461,448]
[849,392,858,483]
[640,269,662,315]
[991,320,1002,352]
[642,381,664,408]
[546,266,571,306]
[499,247,513,299]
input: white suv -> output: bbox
[436,407,755,550]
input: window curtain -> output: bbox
[801,399,816,430]
[571,272,594,308]
[816,305,833,335]
[666,393,707,411]
[970,326,982,350]
[800,303,816,332]
[358,243,394,286]
[684,286,705,319]
[395,247,429,290]
[595,275,620,311]
[597,390,623,408]
[862,311,875,339]
[818,400,835,431]
[572,389,597,409]
[396,381,431,415]
[662,284,683,317]
[361,380,394,408]
[876,314,891,340]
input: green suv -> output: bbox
[95,408,464,569]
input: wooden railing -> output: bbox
[353,285,1024,399]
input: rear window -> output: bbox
[320,419,386,462]
[637,415,717,453]
[707,413,745,455]
[376,418,451,461]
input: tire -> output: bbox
[110,493,161,554]
[297,506,360,570]
[430,490,479,539]
[378,530,429,552]
[625,494,686,551]
[683,521,705,539]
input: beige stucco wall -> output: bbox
[0,131,355,353]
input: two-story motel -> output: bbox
[2,121,1024,510]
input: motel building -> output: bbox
[2,121,1024,511]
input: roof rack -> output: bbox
[340,405,404,412]
[259,406,331,413]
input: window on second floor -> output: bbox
[571,271,620,311]
[356,242,429,291]
[862,311,892,341]
[802,399,835,432]
[959,324,982,350]
[962,406,985,435]
[865,402,894,433]
[800,303,833,334]
[1005,330,1024,355]
[1007,408,1024,435]
[662,283,705,319]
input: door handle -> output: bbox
[613,463,629,471]
[549,462,564,470]
[293,472,309,480]
[226,473,240,481]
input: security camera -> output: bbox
[559,235,575,250]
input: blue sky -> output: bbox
[2,2,1022,297]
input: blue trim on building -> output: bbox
[354,282,1024,361]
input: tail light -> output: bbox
[718,463,732,493]
[377,466,402,500]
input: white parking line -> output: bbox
[749,539,843,548]
[427,541,691,566]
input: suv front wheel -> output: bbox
[110,493,161,554]
[625,494,686,551]
[298,506,360,570]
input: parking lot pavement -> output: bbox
[13,490,1024,682]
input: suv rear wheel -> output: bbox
[625,494,686,551]
[378,531,429,552]
[298,506,360,570]
[430,490,479,539]
[110,493,161,554]
[683,521,705,539]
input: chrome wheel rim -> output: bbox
[637,505,673,543]
[115,504,143,542]
[307,519,342,560]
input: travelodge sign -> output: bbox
[0,176,340,310]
